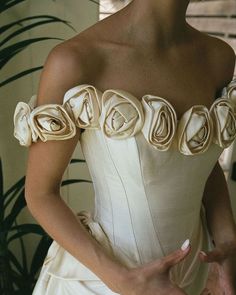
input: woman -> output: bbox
[13,0,236,294]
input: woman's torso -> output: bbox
[52,9,233,292]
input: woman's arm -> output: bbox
[201,161,236,292]
[202,161,236,246]
[24,43,129,292]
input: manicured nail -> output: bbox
[200,251,207,256]
[181,239,190,251]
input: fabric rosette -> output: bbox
[28,104,76,142]
[209,98,236,148]
[141,95,177,151]
[63,84,102,129]
[177,106,213,155]
[13,94,37,146]
[99,89,144,139]
[225,77,236,107]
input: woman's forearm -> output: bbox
[202,161,236,246]
[26,193,128,292]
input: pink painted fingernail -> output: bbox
[181,239,190,251]
[200,251,207,256]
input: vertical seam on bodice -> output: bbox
[101,133,143,265]
[81,130,115,244]
[134,135,167,257]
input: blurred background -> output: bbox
[0,0,236,293]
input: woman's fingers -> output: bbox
[199,249,225,263]
[143,239,191,275]
[159,239,191,273]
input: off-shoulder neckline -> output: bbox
[63,77,235,122]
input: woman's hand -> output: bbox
[117,239,191,295]
[199,240,236,295]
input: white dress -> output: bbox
[13,77,236,295]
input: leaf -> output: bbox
[0,158,3,197]
[0,158,4,222]
[3,189,26,230]
[88,0,100,5]
[0,250,16,291]
[0,37,64,69]
[0,15,76,36]
[7,224,45,244]
[7,249,24,275]
[70,158,86,164]
[30,235,52,277]
[0,66,43,88]
[15,220,28,274]
[61,179,92,186]
[0,0,26,14]
[3,176,25,202]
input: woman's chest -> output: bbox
[92,45,217,119]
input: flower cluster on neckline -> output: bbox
[13,77,236,156]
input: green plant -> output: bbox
[0,0,76,87]
[0,157,92,294]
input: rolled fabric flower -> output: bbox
[29,104,76,142]
[99,89,144,139]
[210,98,236,148]
[13,100,33,147]
[177,106,213,155]
[141,95,177,151]
[225,77,236,108]
[63,84,102,129]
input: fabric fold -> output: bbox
[177,105,213,155]
[210,97,236,148]
[99,89,144,139]
[63,84,102,129]
[141,94,177,151]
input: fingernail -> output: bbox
[181,239,190,251]
[200,251,207,256]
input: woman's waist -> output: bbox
[76,206,211,288]
[94,204,208,262]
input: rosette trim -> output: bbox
[13,77,236,155]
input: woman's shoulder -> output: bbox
[203,33,235,86]
[35,34,103,106]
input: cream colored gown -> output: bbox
[13,77,236,295]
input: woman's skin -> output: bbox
[25,0,236,294]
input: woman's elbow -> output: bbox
[24,180,60,212]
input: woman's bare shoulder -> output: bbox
[36,34,102,106]
[204,34,235,86]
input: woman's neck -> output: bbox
[122,0,191,47]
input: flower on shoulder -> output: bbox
[29,104,76,142]
[13,95,37,147]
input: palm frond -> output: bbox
[0,0,27,14]
[61,179,92,186]
[0,37,64,69]
[0,15,76,43]
[0,66,43,87]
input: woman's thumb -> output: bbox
[160,239,191,272]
